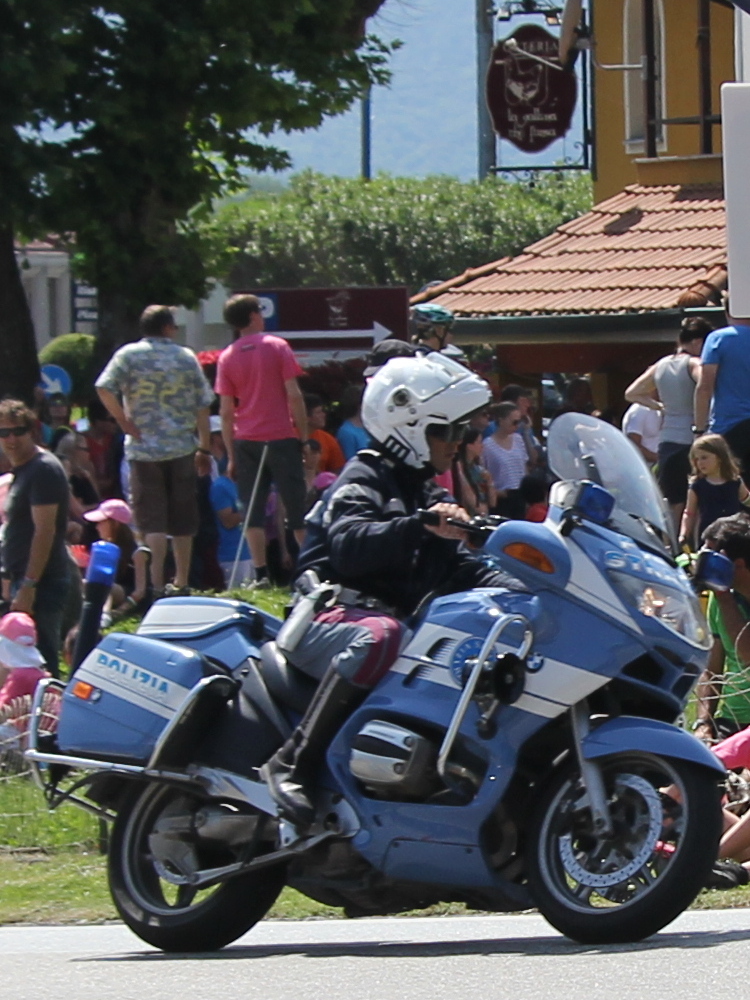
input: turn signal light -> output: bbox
[71,680,95,701]
[503,542,555,574]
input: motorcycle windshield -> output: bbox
[547,412,676,554]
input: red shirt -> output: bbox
[526,501,549,523]
[85,431,115,493]
[215,333,303,440]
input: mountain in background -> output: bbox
[274,0,586,182]
[278,0,477,180]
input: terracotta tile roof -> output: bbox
[412,183,727,316]
[14,237,66,253]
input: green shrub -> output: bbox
[39,334,97,405]
[205,170,593,293]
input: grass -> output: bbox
[0,849,113,924]
[0,847,345,925]
[0,774,100,851]
[0,843,473,925]
[0,840,746,925]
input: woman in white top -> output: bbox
[482,402,528,519]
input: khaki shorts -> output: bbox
[130,453,198,536]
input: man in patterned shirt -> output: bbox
[95,305,214,594]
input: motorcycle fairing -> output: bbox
[324,565,699,887]
[393,587,649,718]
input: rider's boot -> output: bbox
[260,664,363,829]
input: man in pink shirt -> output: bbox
[216,294,308,585]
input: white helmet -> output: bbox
[361,352,491,469]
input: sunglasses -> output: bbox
[0,426,30,439]
[427,421,469,443]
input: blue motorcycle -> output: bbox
[28,413,725,950]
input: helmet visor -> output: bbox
[425,420,469,443]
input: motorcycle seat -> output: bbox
[258,641,317,715]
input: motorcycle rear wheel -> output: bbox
[527,752,722,944]
[108,782,285,952]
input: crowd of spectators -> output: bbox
[0,296,380,674]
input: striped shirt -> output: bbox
[481,434,527,491]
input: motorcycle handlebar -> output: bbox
[416,509,507,543]
[417,508,441,526]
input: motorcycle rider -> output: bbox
[261,352,524,829]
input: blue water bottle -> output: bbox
[71,541,121,672]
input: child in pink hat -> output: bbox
[0,612,50,709]
[83,499,150,617]
[83,498,133,530]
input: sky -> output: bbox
[277,0,478,180]
[274,0,588,182]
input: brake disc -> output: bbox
[557,773,663,888]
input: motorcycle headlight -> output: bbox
[608,571,710,649]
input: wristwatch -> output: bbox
[691,425,706,435]
[20,576,37,589]
[691,718,713,732]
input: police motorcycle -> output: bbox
[27,412,727,951]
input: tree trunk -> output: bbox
[0,225,41,405]
[94,288,141,369]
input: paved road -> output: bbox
[5,909,750,1000]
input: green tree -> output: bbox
[43,0,392,358]
[205,171,593,293]
[38,334,97,405]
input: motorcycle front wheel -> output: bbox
[527,752,722,944]
[108,782,285,952]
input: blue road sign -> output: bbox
[258,293,279,331]
[39,364,72,397]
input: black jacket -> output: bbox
[297,449,520,617]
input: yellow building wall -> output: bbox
[593,0,735,202]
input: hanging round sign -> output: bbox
[486,23,578,154]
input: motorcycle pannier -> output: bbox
[57,632,227,764]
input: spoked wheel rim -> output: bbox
[119,784,252,918]
[537,753,686,913]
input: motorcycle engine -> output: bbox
[349,720,440,800]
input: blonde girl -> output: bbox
[679,434,750,548]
